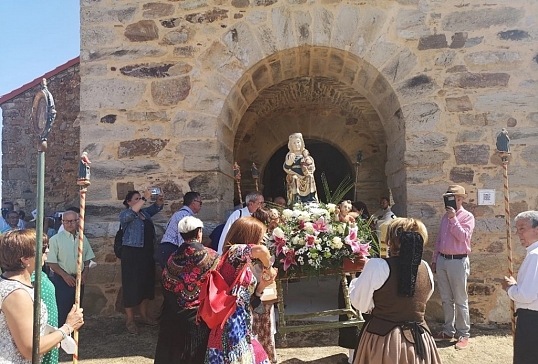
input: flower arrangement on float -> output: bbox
[266,201,377,277]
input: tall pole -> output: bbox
[354,151,363,202]
[32,79,56,364]
[495,128,515,339]
[74,152,91,364]
[501,154,515,338]
[234,161,243,205]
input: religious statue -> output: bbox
[77,152,91,186]
[496,128,510,153]
[283,133,318,205]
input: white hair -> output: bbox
[515,211,538,228]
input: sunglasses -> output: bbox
[62,219,79,224]
[42,244,49,253]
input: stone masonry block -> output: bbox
[151,76,191,106]
[442,8,524,31]
[446,96,473,112]
[124,20,159,42]
[454,144,490,165]
[401,102,441,132]
[418,34,447,50]
[450,167,475,184]
[118,138,169,158]
[444,73,510,88]
[81,79,146,109]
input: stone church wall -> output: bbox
[1,63,81,214]
[2,0,537,322]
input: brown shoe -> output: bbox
[455,336,469,350]
[126,321,139,335]
[432,331,453,342]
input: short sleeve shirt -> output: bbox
[48,230,95,275]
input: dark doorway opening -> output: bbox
[262,139,353,203]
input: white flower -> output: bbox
[282,209,293,219]
[292,209,302,218]
[292,236,300,245]
[273,227,285,239]
[303,222,315,234]
[308,259,314,266]
[332,236,343,249]
[326,203,336,213]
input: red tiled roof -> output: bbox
[0,56,80,105]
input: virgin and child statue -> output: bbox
[283,133,319,205]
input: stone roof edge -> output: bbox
[0,56,80,105]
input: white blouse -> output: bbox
[348,258,434,314]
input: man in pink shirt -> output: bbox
[431,185,475,350]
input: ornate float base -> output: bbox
[275,271,364,346]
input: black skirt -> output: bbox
[154,291,210,364]
[121,219,156,308]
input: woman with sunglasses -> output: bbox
[120,189,164,335]
[0,229,84,363]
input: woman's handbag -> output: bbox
[197,250,249,329]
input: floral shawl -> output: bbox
[162,240,220,308]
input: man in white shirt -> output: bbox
[502,210,538,364]
[217,191,264,254]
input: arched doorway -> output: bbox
[262,139,353,203]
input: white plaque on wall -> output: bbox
[478,189,496,206]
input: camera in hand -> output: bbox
[148,187,162,201]
[443,194,457,210]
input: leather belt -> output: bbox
[440,253,467,260]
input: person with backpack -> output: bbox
[119,189,164,335]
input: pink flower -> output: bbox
[280,249,298,271]
[305,234,316,248]
[345,227,371,256]
[274,236,287,256]
[299,220,305,230]
[312,217,327,232]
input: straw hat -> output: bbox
[443,185,467,197]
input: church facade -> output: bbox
[2,0,538,322]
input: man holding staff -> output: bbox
[502,210,538,364]
[48,210,95,326]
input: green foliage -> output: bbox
[320,172,355,204]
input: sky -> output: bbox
[0,1,80,201]
[0,1,80,98]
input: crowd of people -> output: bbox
[1,184,537,364]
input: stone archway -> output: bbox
[217,46,405,214]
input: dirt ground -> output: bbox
[60,316,513,364]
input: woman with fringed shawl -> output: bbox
[349,218,442,364]
[154,216,219,364]
[205,217,278,364]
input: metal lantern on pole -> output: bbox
[496,128,515,339]
[74,152,91,364]
[31,79,56,364]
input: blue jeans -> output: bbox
[436,255,470,337]
[51,273,85,327]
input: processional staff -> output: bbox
[31,79,56,364]
[251,162,259,191]
[496,128,515,339]
[74,152,91,364]
[234,161,243,205]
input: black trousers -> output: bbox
[514,309,538,364]
[154,242,178,269]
